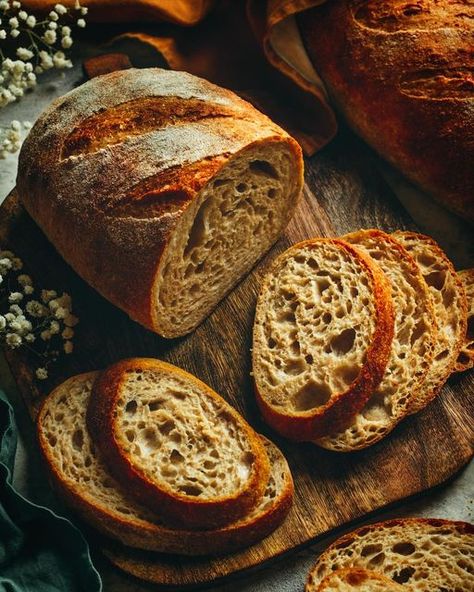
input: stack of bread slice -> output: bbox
[306,518,474,591]
[253,229,470,451]
[37,358,294,556]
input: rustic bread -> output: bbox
[252,237,394,441]
[316,568,405,592]
[17,68,303,338]
[86,358,270,529]
[317,230,435,451]
[393,231,467,411]
[455,269,474,373]
[306,518,474,592]
[299,1,474,222]
[37,371,293,555]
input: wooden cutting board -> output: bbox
[1,128,473,590]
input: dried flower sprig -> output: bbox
[0,0,87,157]
[0,248,79,380]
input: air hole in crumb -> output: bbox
[330,328,356,355]
[213,178,228,187]
[305,354,314,364]
[425,270,446,291]
[293,381,331,411]
[268,337,277,349]
[72,429,84,451]
[184,197,209,256]
[307,259,319,270]
[125,400,137,415]
[249,160,279,179]
[267,188,277,198]
[361,544,383,556]
[290,340,301,355]
[392,542,416,555]
[284,358,305,376]
[148,399,163,412]
[47,434,57,447]
[180,485,202,496]
[236,182,247,193]
[126,430,135,442]
[159,420,175,436]
[368,552,385,566]
[317,279,330,293]
[170,449,184,464]
[322,312,332,324]
[393,567,416,584]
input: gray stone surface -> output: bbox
[1,42,472,592]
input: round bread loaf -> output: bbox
[17,68,303,337]
[299,1,474,222]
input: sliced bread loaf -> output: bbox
[252,238,394,441]
[316,229,436,451]
[306,518,474,592]
[37,372,293,555]
[316,568,405,591]
[455,269,474,373]
[393,231,467,411]
[86,358,270,529]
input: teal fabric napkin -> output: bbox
[0,388,102,592]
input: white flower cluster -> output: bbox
[0,118,30,157]
[0,1,88,156]
[0,248,79,380]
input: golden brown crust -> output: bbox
[299,1,474,222]
[455,269,474,373]
[17,68,303,336]
[253,237,394,441]
[86,358,270,529]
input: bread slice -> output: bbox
[86,358,270,529]
[252,237,394,441]
[316,229,436,451]
[455,269,474,373]
[37,372,293,555]
[393,231,467,411]
[316,568,405,591]
[306,518,474,592]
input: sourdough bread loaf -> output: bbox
[252,238,394,441]
[86,358,270,529]
[299,1,474,222]
[316,230,436,451]
[306,518,474,592]
[393,231,467,412]
[455,269,474,373]
[17,68,303,338]
[37,371,293,555]
[316,568,405,592]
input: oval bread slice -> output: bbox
[252,237,394,441]
[393,231,467,411]
[316,568,405,591]
[37,372,293,555]
[86,358,270,529]
[455,269,474,373]
[306,518,474,592]
[316,229,436,451]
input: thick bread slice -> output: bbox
[252,238,394,441]
[306,518,474,592]
[455,269,474,373]
[393,231,467,411]
[17,68,304,338]
[37,372,293,555]
[86,358,270,529]
[316,229,436,451]
[316,568,405,591]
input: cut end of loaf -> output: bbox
[152,141,302,338]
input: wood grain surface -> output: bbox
[1,128,473,589]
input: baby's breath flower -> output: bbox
[25,333,35,343]
[61,25,71,35]
[61,36,72,49]
[64,340,73,354]
[54,306,67,319]
[77,18,86,28]
[18,10,27,20]
[41,289,57,303]
[49,319,60,334]
[0,315,6,330]
[6,333,21,348]
[8,291,23,303]
[0,257,12,273]
[64,313,78,327]
[36,367,48,380]
[8,17,18,29]
[26,15,36,28]
[11,257,22,270]
[61,326,74,340]
[40,329,51,341]
[10,29,20,38]
[49,10,59,21]
[55,4,67,15]
[16,47,33,60]
[44,29,57,44]
[0,30,6,40]
[23,284,34,295]
[9,304,22,315]
[26,300,47,317]
[18,273,32,286]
